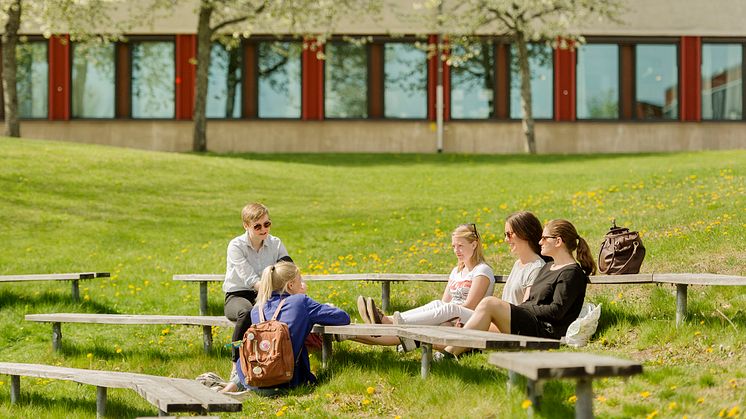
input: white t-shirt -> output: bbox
[500,258,545,305]
[447,262,495,306]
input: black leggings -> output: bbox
[225,290,258,362]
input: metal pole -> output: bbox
[10,375,20,404]
[199,282,208,315]
[381,282,391,313]
[202,325,213,353]
[96,386,107,418]
[321,332,333,369]
[71,279,80,302]
[52,322,62,352]
[575,378,594,419]
[676,284,688,327]
[420,343,432,378]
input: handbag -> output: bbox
[598,220,646,274]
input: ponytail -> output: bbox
[545,219,597,277]
[255,262,300,309]
[575,237,597,276]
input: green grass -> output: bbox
[0,136,744,418]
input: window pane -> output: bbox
[72,43,115,118]
[17,41,48,118]
[384,43,427,119]
[510,43,553,119]
[450,42,494,119]
[258,41,301,118]
[702,43,742,120]
[576,44,618,119]
[131,41,174,118]
[635,44,678,119]
[207,43,242,118]
[325,42,367,118]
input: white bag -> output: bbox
[564,303,601,348]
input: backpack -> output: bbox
[598,220,646,275]
[239,298,296,387]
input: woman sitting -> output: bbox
[500,211,547,305]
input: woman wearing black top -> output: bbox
[444,219,596,357]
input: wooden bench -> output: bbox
[25,313,234,353]
[0,362,241,418]
[312,324,560,378]
[0,272,110,302]
[652,273,746,326]
[489,352,642,419]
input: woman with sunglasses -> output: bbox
[223,203,293,381]
[443,219,596,358]
[501,211,547,305]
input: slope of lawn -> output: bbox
[0,136,744,418]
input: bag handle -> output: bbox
[599,240,640,274]
[259,298,286,323]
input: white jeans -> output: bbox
[397,300,474,325]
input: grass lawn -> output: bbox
[0,136,744,418]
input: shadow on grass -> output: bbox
[1,390,153,419]
[195,151,669,168]
[58,340,229,361]
[0,290,118,314]
[594,297,649,335]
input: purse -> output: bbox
[598,220,646,274]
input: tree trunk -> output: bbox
[2,0,22,137]
[225,47,240,117]
[192,1,213,152]
[515,34,536,154]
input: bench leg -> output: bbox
[10,375,20,404]
[676,284,688,327]
[527,379,543,409]
[96,386,107,418]
[71,279,80,302]
[381,282,391,313]
[52,322,62,352]
[199,282,208,316]
[202,326,213,353]
[575,378,593,419]
[420,343,432,379]
[321,333,333,369]
[158,408,168,416]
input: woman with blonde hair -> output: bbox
[223,261,349,393]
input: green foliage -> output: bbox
[0,137,744,417]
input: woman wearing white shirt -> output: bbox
[500,211,546,305]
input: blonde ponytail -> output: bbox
[255,262,300,309]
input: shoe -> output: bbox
[398,336,417,352]
[433,350,458,363]
[366,297,383,324]
[392,311,404,325]
[357,295,371,324]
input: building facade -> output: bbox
[6,0,746,153]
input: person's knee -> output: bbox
[236,306,253,320]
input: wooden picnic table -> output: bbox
[0,272,110,301]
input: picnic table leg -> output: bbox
[199,282,208,316]
[420,343,432,379]
[202,326,213,353]
[675,284,688,327]
[96,386,107,419]
[71,279,80,302]
[10,375,20,404]
[321,333,333,369]
[575,378,593,419]
[527,379,543,409]
[52,322,62,352]
[381,282,391,313]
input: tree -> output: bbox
[414,0,622,154]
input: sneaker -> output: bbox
[392,311,404,325]
[366,297,383,324]
[433,350,458,363]
[357,295,371,324]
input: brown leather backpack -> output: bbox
[240,299,296,387]
[598,220,646,275]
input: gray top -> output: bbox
[223,233,289,293]
[501,258,545,305]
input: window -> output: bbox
[325,42,367,118]
[510,43,553,119]
[72,43,115,118]
[258,41,302,118]
[207,43,242,119]
[576,44,619,119]
[384,43,427,119]
[450,41,495,119]
[17,40,48,118]
[702,43,742,120]
[131,40,174,118]
[635,44,678,119]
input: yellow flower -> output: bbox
[115,348,122,354]
[719,408,727,417]
[362,398,371,405]
[86,353,93,359]
[568,395,577,404]
[596,395,607,403]
[668,402,677,410]
[727,406,740,417]
[646,410,658,419]
[669,385,677,390]
[275,411,285,417]
[394,416,401,419]
[521,399,532,409]
[161,328,170,335]
[640,391,651,399]
[694,331,701,336]
[706,347,713,353]
[83,294,90,301]
[366,386,376,395]
[697,397,705,404]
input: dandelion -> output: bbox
[162,328,170,335]
[521,399,532,409]
[596,395,607,403]
[83,294,90,301]
[646,410,658,419]
[669,385,677,390]
[362,398,371,405]
[694,331,701,336]
[697,397,705,404]
[728,379,737,388]
[640,391,651,399]
[568,395,577,404]
[276,410,285,417]
[366,386,376,395]
[115,347,122,354]
[726,406,740,417]
[668,402,677,410]
[86,353,93,359]
[719,408,727,417]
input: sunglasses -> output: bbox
[541,235,557,240]
[469,223,480,239]
[504,231,515,239]
[252,220,272,231]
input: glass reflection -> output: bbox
[576,44,618,119]
[325,42,367,118]
[510,43,553,119]
[207,43,242,119]
[702,43,742,120]
[131,41,175,118]
[635,44,678,119]
[17,41,48,118]
[258,41,301,118]
[384,43,427,119]
[450,41,494,119]
[72,43,115,118]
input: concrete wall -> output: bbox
[20,120,746,154]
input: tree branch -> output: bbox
[210,2,267,33]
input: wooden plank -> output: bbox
[161,378,242,412]
[0,273,97,282]
[25,313,234,327]
[174,273,509,283]
[133,378,205,413]
[173,274,222,282]
[588,273,654,284]
[653,273,746,286]
[488,352,642,381]
[312,324,401,337]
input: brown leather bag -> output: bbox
[598,220,646,275]
[240,299,296,387]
